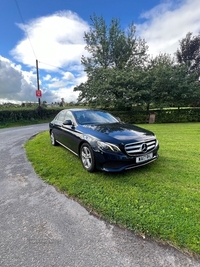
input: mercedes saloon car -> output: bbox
[49,109,159,172]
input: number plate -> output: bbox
[136,153,153,163]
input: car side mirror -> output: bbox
[116,117,125,123]
[63,120,73,126]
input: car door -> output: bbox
[60,111,81,154]
[51,110,66,143]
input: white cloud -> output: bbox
[43,74,52,81]
[53,87,80,103]
[0,56,31,100]
[62,72,75,80]
[11,10,89,70]
[137,0,200,56]
[0,55,59,103]
[48,80,67,89]
[1,11,89,104]
[41,69,86,103]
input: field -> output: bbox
[24,123,200,257]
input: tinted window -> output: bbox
[64,111,74,122]
[74,110,118,125]
[55,111,66,122]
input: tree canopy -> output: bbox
[74,14,148,109]
[176,32,200,75]
[74,15,200,109]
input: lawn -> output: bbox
[24,123,200,257]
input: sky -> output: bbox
[0,0,200,104]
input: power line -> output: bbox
[38,61,70,72]
[14,1,70,75]
[14,0,37,60]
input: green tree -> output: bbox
[74,14,148,109]
[131,54,175,110]
[147,54,200,108]
[176,32,200,75]
[42,100,47,107]
[133,53,200,109]
[169,64,200,107]
[175,32,200,106]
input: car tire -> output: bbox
[50,131,58,146]
[80,143,95,172]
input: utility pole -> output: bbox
[36,59,41,107]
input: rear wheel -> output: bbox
[50,131,58,146]
[80,143,95,172]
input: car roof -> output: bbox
[63,108,89,111]
[63,108,102,112]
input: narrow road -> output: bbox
[0,124,199,267]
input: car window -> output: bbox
[64,111,75,123]
[74,110,118,125]
[55,111,66,122]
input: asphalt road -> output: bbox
[0,123,200,267]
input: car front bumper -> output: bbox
[94,147,159,172]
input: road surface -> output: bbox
[0,124,199,267]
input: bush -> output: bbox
[0,107,63,124]
[111,108,200,124]
[0,106,200,124]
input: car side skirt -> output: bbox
[56,140,79,157]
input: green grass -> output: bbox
[24,123,200,257]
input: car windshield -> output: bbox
[74,110,119,125]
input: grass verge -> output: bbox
[24,123,200,257]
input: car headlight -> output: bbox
[156,139,159,147]
[97,141,121,153]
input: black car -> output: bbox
[49,109,159,172]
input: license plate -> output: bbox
[136,153,153,163]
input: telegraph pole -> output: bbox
[36,59,41,107]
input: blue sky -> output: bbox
[0,0,200,104]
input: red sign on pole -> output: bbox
[36,90,42,98]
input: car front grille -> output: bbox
[125,139,157,156]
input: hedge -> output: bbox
[0,107,200,125]
[111,108,200,123]
[0,107,62,124]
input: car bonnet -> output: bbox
[82,123,155,143]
